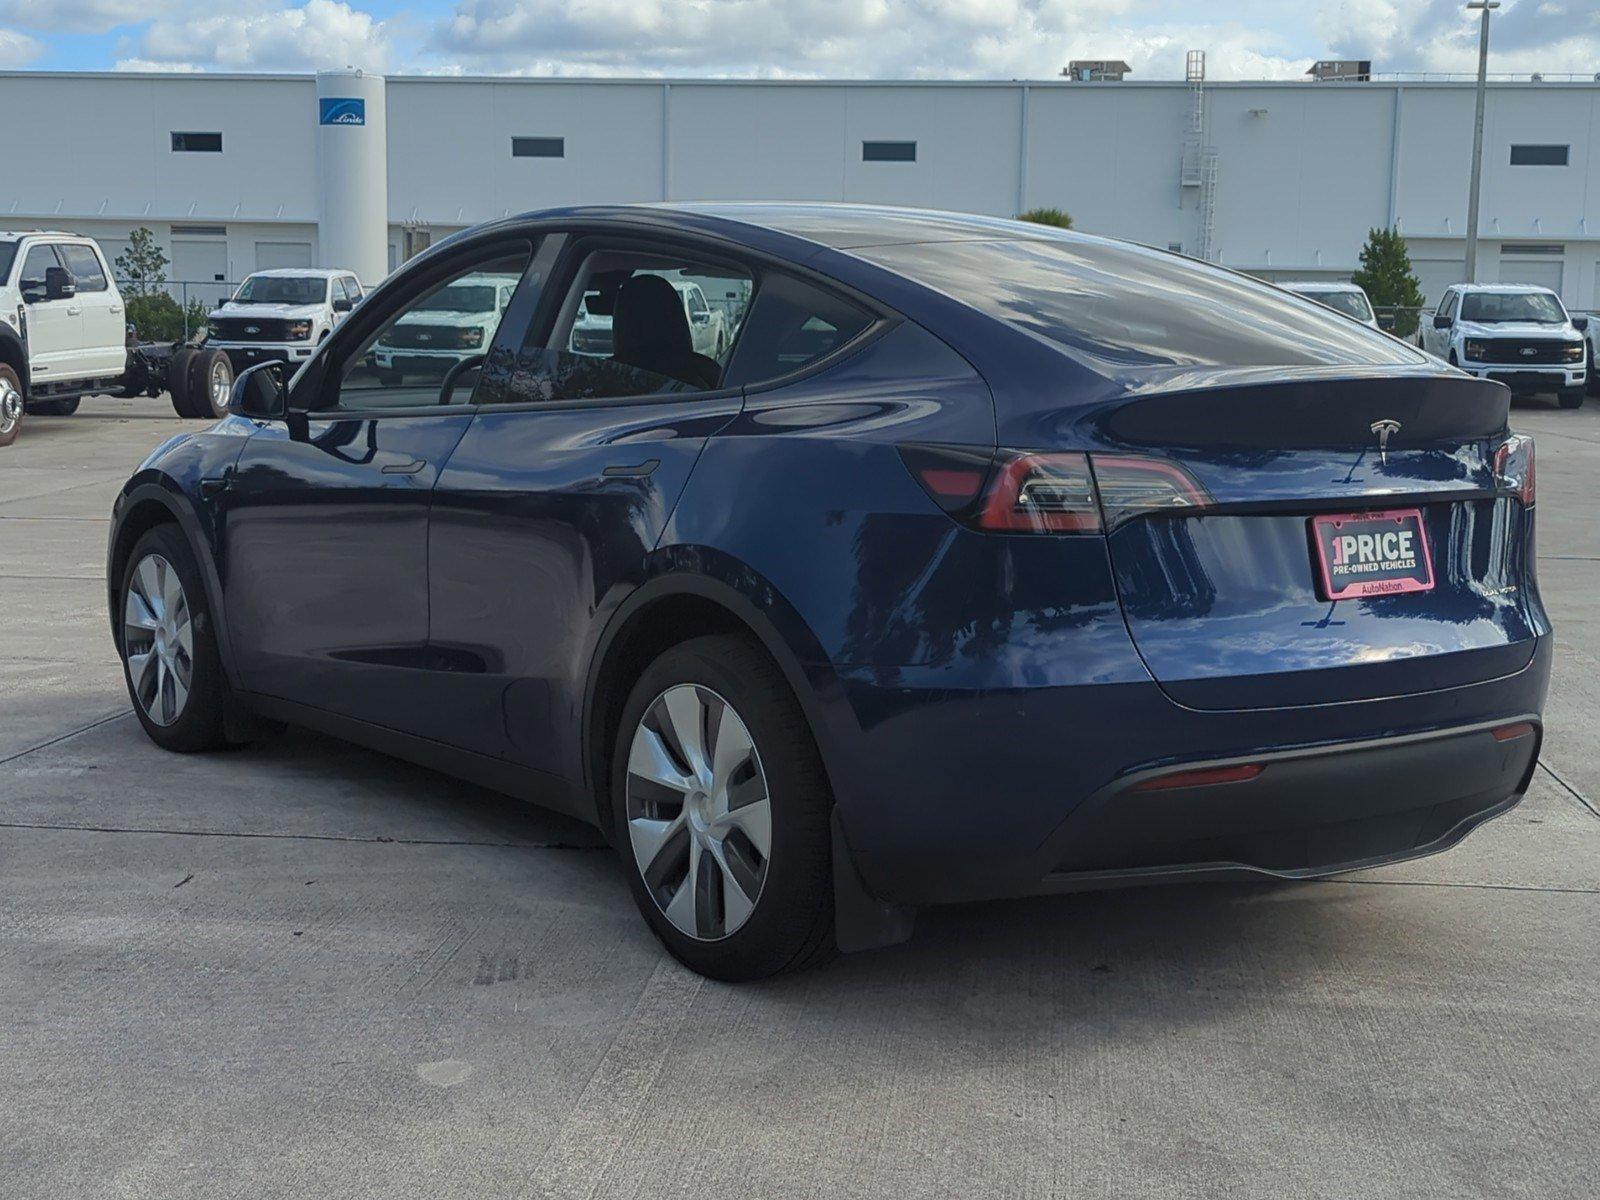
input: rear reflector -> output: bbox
[1131,763,1264,792]
[1491,722,1535,742]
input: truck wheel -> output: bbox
[186,349,234,419]
[1558,388,1585,410]
[167,347,197,417]
[0,364,23,447]
[1588,349,1599,396]
[27,397,81,417]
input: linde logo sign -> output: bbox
[319,98,366,127]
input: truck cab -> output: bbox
[1421,283,1587,409]
[0,231,128,430]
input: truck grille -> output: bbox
[381,324,478,349]
[1473,339,1578,365]
[211,317,293,341]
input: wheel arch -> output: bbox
[108,479,239,684]
[581,560,844,840]
[0,327,29,393]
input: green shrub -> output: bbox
[125,293,209,343]
[1017,207,1074,229]
[1350,227,1425,338]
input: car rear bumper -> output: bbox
[822,635,1551,907]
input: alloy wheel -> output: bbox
[123,553,194,726]
[625,684,772,941]
[0,377,21,437]
[209,358,231,413]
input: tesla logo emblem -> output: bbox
[1519,347,1536,357]
[244,325,259,334]
[1370,418,1402,466]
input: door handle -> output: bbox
[381,458,428,475]
[109,304,123,314]
[601,458,660,479]
[199,476,230,497]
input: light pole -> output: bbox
[1464,0,1499,283]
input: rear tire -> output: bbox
[167,347,197,417]
[117,524,229,752]
[611,634,836,981]
[186,348,234,418]
[0,364,23,447]
[1558,388,1585,410]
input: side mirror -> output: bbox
[1432,314,1452,330]
[1376,311,1396,331]
[229,359,287,420]
[1572,315,1589,333]
[44,266,76,301]
[333,297,353,313]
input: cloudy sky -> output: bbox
[0,0,1593,79]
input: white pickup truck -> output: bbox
[1419,283,1588,409]
[0,229,247,447]
[205,268,364,372]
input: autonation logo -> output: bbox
[319,97,366,127]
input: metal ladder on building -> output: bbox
[1179,50,1219,262]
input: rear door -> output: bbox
[426,232,756,770]
[58,242,125,376]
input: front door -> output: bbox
[17,244,86,382]
[221,240,536,735]
[58,243,126,377]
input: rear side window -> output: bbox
[59,244,109,292]
[861,236,1422,371]
[722,273,876,388]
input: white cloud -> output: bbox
[114,1,395,72]
[0,1,180,34]
[1317,0,1600,76]
[0,25,41,66]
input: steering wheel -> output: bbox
[439,353,487,406]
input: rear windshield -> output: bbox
[1460,291,1565,325]
[235,276,325,305]
[859,236,1421,371]
[1295,289,1373,322]
[0,241,16,283]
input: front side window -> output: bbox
[1436,290,1454,317]
[497,245,754,405]
[1460,291,1566,324]
[0,241,16,283]
[325,245,533,412]
[58,244,109,292]
[19,244,61,287]
[234,275,326,306]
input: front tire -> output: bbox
[1558,388,1585,410]
[611,634,836,980]
[0,364,22,447]
[118,524,228,752]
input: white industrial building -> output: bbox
[3,65,1597,310]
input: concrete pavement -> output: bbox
[2,395,1597,1199]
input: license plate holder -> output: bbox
[1310,508,1435,600]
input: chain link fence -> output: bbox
[115,279,241,342]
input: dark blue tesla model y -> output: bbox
[108,204,1548,979]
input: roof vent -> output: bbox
[1063,60,1131,82]
[1307,59,1372,81]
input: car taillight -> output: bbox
[1089,455,1211,529]
[899,446,1211,534]
[1493,434,1535,508]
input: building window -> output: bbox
[512,137,565,158]
[171,132,223,153]
[1509,144,1568,166]
[863,140,916,163]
